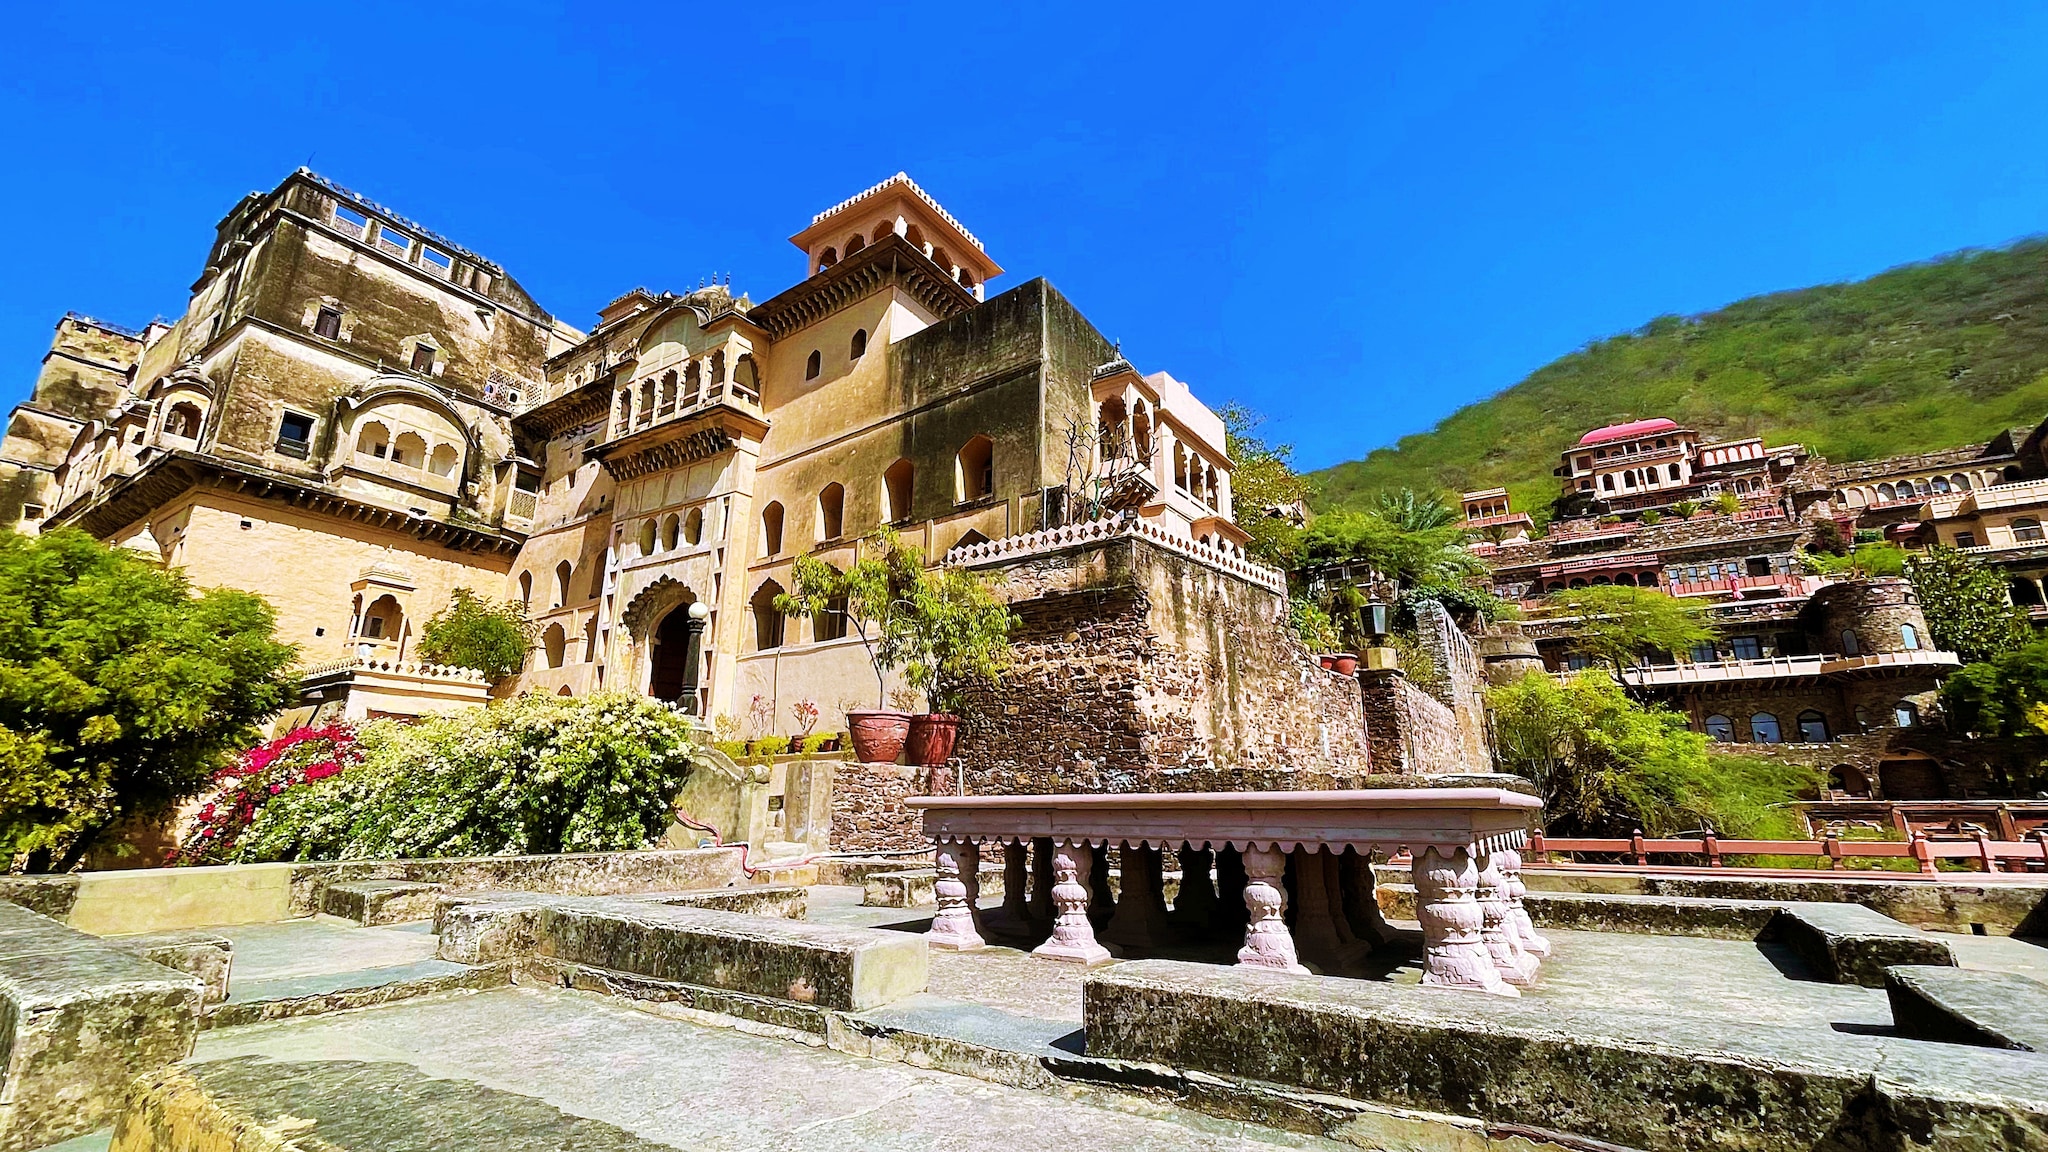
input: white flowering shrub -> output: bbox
[232,693,701,861]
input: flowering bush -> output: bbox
[225,693,702,862]
[172,723,362,864]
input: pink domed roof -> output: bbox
[1579,418,1679,447]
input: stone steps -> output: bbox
[1885,964,2048,1051]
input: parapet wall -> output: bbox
[952,533,1369,793]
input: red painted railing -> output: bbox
[1527,828,2048,875]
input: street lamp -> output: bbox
[679,600,710,716]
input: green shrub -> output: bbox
[230,693,701,861]
[416,588,536,682]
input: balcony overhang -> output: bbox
[588,402,767,482]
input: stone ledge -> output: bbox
[1083,959,2048,1152]
[1885,964,2048,1051]
[1762,903,1955,987]
[1515,868,2048,936]
[1376,883,1787,940]
[434,896,926,1012]
[322,879,444,926]
[107,930,233,1006]
[861,865,1005,908]
[0,902,202,1152]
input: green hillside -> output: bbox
[1310,238,2048,522]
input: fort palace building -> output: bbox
[1,171,1277,756]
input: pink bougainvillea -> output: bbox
[170,723,362,865]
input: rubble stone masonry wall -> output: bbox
[954,536,1369,794]
[829,760,925,852]
[1358,670,1466,775]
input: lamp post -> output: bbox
[1362,601,1400,672]
[679,600,710,716]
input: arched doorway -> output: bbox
[648,605,695,705]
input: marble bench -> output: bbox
[908,788,1545,995]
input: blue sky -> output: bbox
[6,2,2048,470]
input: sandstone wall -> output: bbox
[953,535,1368,794]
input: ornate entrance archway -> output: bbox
[649,606,694,704]
[620,575,701,706]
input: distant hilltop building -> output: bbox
[1554,417,1805,521]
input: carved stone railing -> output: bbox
[300,656,491,684]
[944,516,1287,595]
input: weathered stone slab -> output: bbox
[286,846,746,918]
[532,901,926,1012]
[1379,883,1786,940]
[861,866,1004,908]
[107,931,232,1006]
[321,879,445,926]
[0,876,78,922]
[1082,958,2048,1152]
[653,885,807,919]
[1764,902,1954,987]
[1886,964,2048,1051]
[0,902,201,1152]
[1507,866,2048,937]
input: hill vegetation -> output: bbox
[1310,237,2048,521]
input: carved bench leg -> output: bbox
[929,840,986,951]
[1032,840,1113,966]
[1478,852,1537,986]
[1103,844,1175,952]
[1498,848,1550,957]
[1414,846,1513,996]
[1235,845,1308,974]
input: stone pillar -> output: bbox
[1477,853,1537,986]
[929,840,985,951]
[1235,846,1308,974]
[1413,846,1513,996]
[1032,840,1112,966]
[1027,837,1057,934]
[1087,845,1116,930]
[1338,849,1394,949]
[1498,848,1550,957]
[1169,847,1218,930]
[1102,844,1175,952]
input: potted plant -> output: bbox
[1332,652,1359,676]
[787,528,924,763]
[898,564,1016,767]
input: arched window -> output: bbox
[356,421,390,459]
[1854,705,1871,730]
[931,246,952,272]
[1749,713,1782,744]
[1952,473,1971,491]
[813,566,849,642]
[1601,474,1615,491]
[1894,700,1919,727]
[752,580,785,650]
[817,246,838,272]
[360,594,404,643]
[392,432,426,468]
[1131,401,1153,462]
[1900,623,1921,651]
[682,362,702,406]
[882,459,914,522]
[805,350,822,381]
[638,519,657,557]
[517,571,532,611]
[850,329,868,359]
[1878,482,1896,502]
[428,443,459,477]
[553,560,572,607]
[615,389,632,431]
[2014,518,2044,543]
[711,350,726,384]
[905,224,927,251]
[1704,714,1736,742]
[2013,579,2045,607]
[956,435,994,503]
[583,614,599,662]
[165,402,202,440]
[1797,710,1830,743]
[684,507,704,546]
[1931,476,1950,494]
[761,501,784,556]
[638,379,655,424]
[733,355,760,402]
[1098,397,1127,457]
[1840,629,1861,656]
[1668,463,1681,481]
[818,482,845,541]
[542,623,567,669]
[845,233,866,255]
[659,371,678,414]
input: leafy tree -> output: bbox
[1669,499,1701,520]
[0,529,298,868]
[1906,545,2031,663]
[231,693,702,861]
[1396,581,1513,629]
[1287,596,1341,652]
[1371,487,1459,532]
[787,527,923,708]
[900,566,1016,713]
[1299,505,1486,589]
[1809,519,1848,556]
[1489,671,1819,837]
[1218,403,1308,567]
[1544,584,1712,679]
[417,588,536,682]
[1711,492,1742,515]
[1805,542,1908,578]
[1638,509,1662,526]
[1940,639,2048,737]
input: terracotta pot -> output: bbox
[1318,654,1337,671]
[906,713,961,767]
[1332,652,1359,676]
[845,709,912,764]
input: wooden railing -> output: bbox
[1527,828,2048,875]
